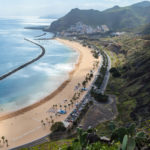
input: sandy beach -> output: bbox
[0,38,100,150]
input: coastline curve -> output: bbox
[0,38,82,121]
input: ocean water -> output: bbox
[0,17,78,113]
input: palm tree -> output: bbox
[82,80,87,88]
[64,105,67,111]
[70,99,72,104]
[87,73,90,78]
[41,120,44,124]
[75,92,80,99]
[51,119,54,124]
[46,118,48,122]
[68,103,71,109]
[72,93,76,100]
[50,115,53,121]
[5,139,8,147]
[1,136,5,143]
[71,101,74,107]
[55,113,58,118]
[78,92,80,97]
[43,122,46,127]
[55,104,58,109]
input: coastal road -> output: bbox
[0,38,45,81]
[99,51,111,94]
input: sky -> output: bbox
[0,0,149,17]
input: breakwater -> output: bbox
[0,38,45,81]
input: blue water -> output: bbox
[0,17,78,113]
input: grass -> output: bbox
[93,34,150,136]
[21,139,73,150]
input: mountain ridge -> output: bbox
[49,1,150,33]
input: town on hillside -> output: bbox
[56,22,110,37]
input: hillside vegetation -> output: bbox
[94,34,150,130]
[21,124,150,150]
[49,1,150,33]
[142,24,150,35]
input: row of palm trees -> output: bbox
[40,92,80,128]
[93,61,99,69]
[52,103,74,111]
[41,115,55,127]
[82,61,99,88]
[0,136,9,147]
[40,61,99,130]
[55,61,98,111]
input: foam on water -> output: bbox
[0,17,78,113]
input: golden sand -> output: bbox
[0,39,101,150]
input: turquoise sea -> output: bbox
[0,16,78,113]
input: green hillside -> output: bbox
[98,35,150,126]
[49,1,150,33]
[142,24,150,34]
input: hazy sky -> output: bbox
[0,0,149,17]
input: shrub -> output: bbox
[51,122,66,133]
[93,52,99,59]
[91,90,108,103]
[110,67,121,78]
[65,128,118,150]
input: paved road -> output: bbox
[10,134,50,150]
[99,51,111,94]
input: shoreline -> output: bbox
[0,38,97,149]
[0,38,82,121]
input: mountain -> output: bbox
[49,8,104,32]
[131,1,150,7]
[49,1,150,33]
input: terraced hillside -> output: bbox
[96,35,150,131]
